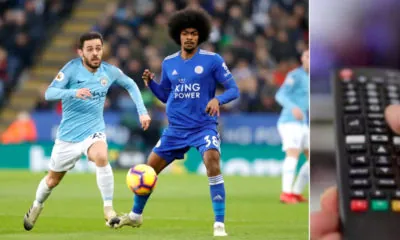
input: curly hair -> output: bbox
[168,7,212,46]
[78,31,103,49]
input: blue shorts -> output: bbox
[153,126,221,163]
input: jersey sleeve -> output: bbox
[275,72,298,109]
[212,54,240,105]
[112,66,148,115]
[148,60,171,103]
[45,61,76,100]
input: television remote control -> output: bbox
[333,68,400,240]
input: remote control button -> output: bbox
[370,135,389,143]
[392,190,400,199]
[388,92,399,99]
[366,83,377,90]
[367,98,380,104]
[351,179,370,188]
[366,90,378,97]
[345,97,359,105]
[340,69,353,81]
[344,116,364,134]
[375,167,394,177]
[391,200,400,212]
[372,76,384,84]
[347,144,366,152]
[350,155,369,166]
[345,105,361,113]
[358,76,367,83]
[371,200,389,211]
[387,85,398,92]
[371,190,386,199]
[369,120,386,127]
[374,156,391,166]
[346,135,366,144]
[389,99,400,105]
[351,200,368,212]
[350,168,369,177]
[393,137,400,145]
[368,113,384,119]
[351,190,366,198]
[345,90,357,97]
[368,105,381,112]
[369,127,387,133]
[372,145,390,155]
[377,179,396,188]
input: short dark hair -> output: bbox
[168,7,212,46]
[78,31,103,49]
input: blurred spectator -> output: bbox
[0,0,78,106]
[1,111,37,144]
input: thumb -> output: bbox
[385,105,400,135]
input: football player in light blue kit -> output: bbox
[23,32,151,231]
[275,49,310,204]
[108,8,239,237]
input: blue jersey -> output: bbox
[275,67,309,124]
[150,48,238,130]
[45,58,147,142]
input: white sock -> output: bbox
[96,164,114,207]
[292,161,309,195]
[129,211,141,220]
[34,176,52,206]
[282,157,298,193]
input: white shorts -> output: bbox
[277,123,309,151]
[49,132,107,172]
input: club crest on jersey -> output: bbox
[100,78,108,86]
[55,72,64,81]
[194,65,204,74]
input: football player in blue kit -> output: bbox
[108,8,239,237]
[23,32,151,231]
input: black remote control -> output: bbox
[333,68,400,240]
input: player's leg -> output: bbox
[278,123,302,204]
[195,129,227,236]
[85,133,116,222]
[109,134,187,229]
[292,125,310,202]
[113,152,171,228]
[24,139,78,231]
[24,170,67,231]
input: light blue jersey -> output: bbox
[45,58,147,142]
[275,67,309,124]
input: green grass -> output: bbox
[0,171,308,240]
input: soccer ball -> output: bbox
[126,164,158,195]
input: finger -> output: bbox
[320,186,338,214]
[320,232,341,240]
[310,211,339,239]
[216,108,220,117]
[205,106,211,113]
[143,121,150,131]
[385,104,400,134]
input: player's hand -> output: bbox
[292,107,304,120]
[139,114,151,131]
[205,98,220,117]
[76,88,92,100]
[310,186,341,240]
[142,69,155,87]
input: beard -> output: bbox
[183,42,196,53]
[83,55,101,70]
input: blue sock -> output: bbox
[132,194,150,214]
[209,175,225,223]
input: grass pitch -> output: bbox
[0,171,308,239]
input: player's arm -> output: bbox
[275,74,304,120]
[144,61,171,103]
[275,73,298,109]
[114,70,148,116]
[45,62,91,101]
[213,55,240,105]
